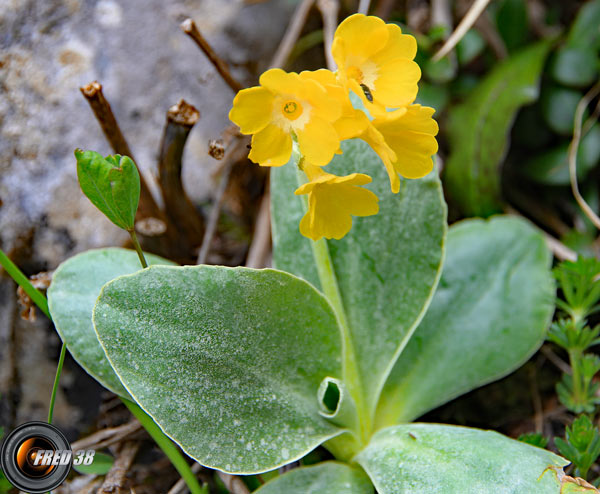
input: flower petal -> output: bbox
[373,58,421,108]
[332,14,389,64]
[372,23,417,63]
[374,105,439,179]
[229,86,274,134]
[296,117,340,166]
[260,68,305,97]
[248,124,293,167]
[360,122,400,192]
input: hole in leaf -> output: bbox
[321,380,340,414]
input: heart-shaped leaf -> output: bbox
[271,138,447,420]
[356,424,567,493]
[254,462,373,494]
[75,150,140,230]
[47,248,175,397]
[375,216,554,427]
[93,265,349,473]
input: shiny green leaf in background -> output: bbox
[375,216,554,427]
[356,424,567,494]
[551,47,598,88]
[254,462,373,494]
[541,86,585,136]
[47,248,175,397]
[93,265,347,473]
[75,150,140,231]
[566,0,600,50]
[271,139,447,419]
[444,40,552,216]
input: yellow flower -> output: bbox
[295,163,379,240]
[229,68,342,167]
[364,105,439,193]
[332,14,420,116]
[299,69,369,142]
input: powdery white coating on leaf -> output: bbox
[375,216,555,427]
[356,424,567,494]
[254,461,374,494]
[93,265,347,473]
[271,138,447,416]
[47,248,175,397]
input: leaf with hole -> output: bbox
[271,138,447,420]
[93,265,351,473]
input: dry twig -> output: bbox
[158,99,205,259]
[569,82,600,230]
[71,420,142,452]
[433,0,493,61]
[245,185,272,269]
[166,463,203,494]
[317,0,339,70]
[98,441,139,494]
[196,138,249,265]
[217,471,251,494]
[180,19,244,93]
[270,0,315,69]
[80,82,163,224]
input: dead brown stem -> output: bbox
[197,138,249,265]
[80,82,163,224]
[181,19,244,93]
[217,471,251,494]
[317,0,339,70]
[270,0,315,69]
[71,420,142,452]
[245,183,271,269]
[158,99,205,254]
[98,441,139,494]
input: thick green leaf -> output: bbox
[375,216,554,426]
[93,265,347,473]
[495,0,529,52]
[72,452,114,475]
[254,462,373,494]
[356,424,567,494]
[75,150,140,230]
[271,138,447,417]
[47,248,175,397]
[444,40,552,216]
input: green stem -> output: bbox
[122,399,207,494]
[0,249,50,318]
[295,168,370,444]
[569,348,584,408]
[128,229,148,268]
[48,344,67,424]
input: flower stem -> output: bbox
[122,399,207,494]
[128,229,148,268]
[294,168,371,444]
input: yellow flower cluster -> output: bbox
[229,14,438,241]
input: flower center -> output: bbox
[282,100,303,121]
[347,65,363,83]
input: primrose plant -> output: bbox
[48,14,579,493]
